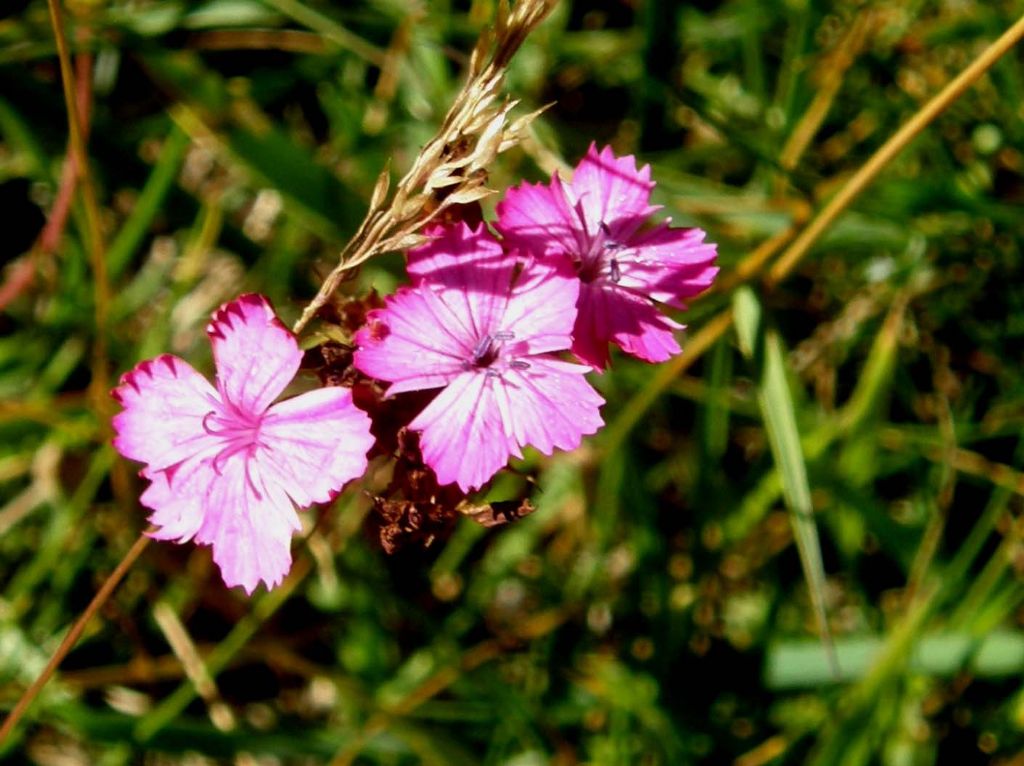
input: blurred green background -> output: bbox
[3,0,1024,763]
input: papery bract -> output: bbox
[112,294,374,594]
[495,143,718,369]
[354,223,604,492]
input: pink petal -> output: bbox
[405,223,516,342]
[573,283,683,369]
[490,357,604,456]
[624,223,719,308]
[140,461,211,543]
[613,306,684,363]
[501,253,579,354]
[410,360,603,493]
[406,222,506,289]
[354,287,476,394]
[571,285,615,369]
[568,144,657,241]
[357,239,549,396]
[139,450,299,594]
[208,294,301,414]
[111,354,221,471]
[191,453,301,594]
[494,178,580,259]
[409,372,519,492]
[257,386,374,507]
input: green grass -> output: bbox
[3,0,1024,763]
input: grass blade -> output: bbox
[734,286,837,678]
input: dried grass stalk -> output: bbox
[292,0,558,334]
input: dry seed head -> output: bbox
[369,163,391,211]
[294,0,557,334]
[384,232,431,252]
[442,184,496,207]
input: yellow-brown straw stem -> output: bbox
[767,12,1024,286]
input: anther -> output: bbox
[470,335,492,362]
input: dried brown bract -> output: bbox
[369,428,464,553]
[369,427,539,553]
[457,497,536,528]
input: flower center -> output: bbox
[203,408,264,474]
[577,222,629,285]
[465,331,530,377]
[468,331,514,368]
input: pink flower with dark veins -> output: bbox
[353,223,604,492]
[112,294,374,594]
[495,143,718,369]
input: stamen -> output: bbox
[510,360,530,370]
[202,409,263,484]
[572,196,591,236]
[244,458,263,500]
[469,331,515,368]
[470,335,492,363]
[609,258,621,283]
[202,411,220,435]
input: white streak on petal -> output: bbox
[208,294,301,414]
[112,354,222,471]
[259,386,374,506]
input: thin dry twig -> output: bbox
[0,54,93,314]
[293,0,558,334]
[0,534,151,744]
[46,0,112,414]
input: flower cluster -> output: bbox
[111,145,717,592]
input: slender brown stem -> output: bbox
[0,54,96,314]
[0,533,150,744]
[45,0,111,411]
[767,11,1024,286]
[40,53,92,255]
[0,258,36,313]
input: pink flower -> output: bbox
[353,223,604,492]
[112,294,374,594]
[495,143,718,369]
